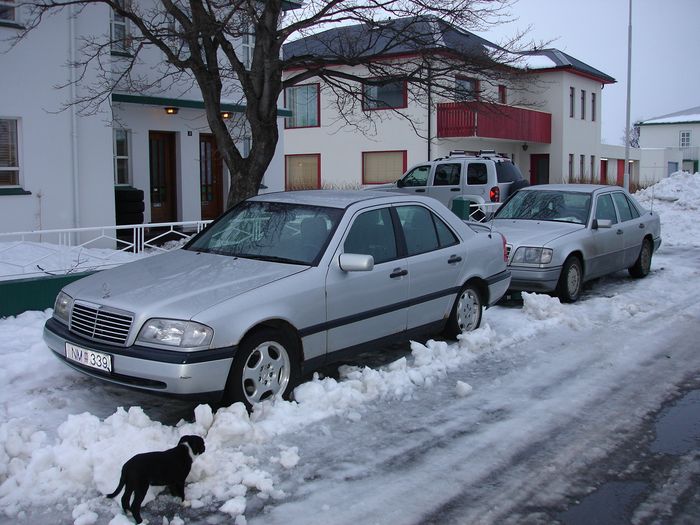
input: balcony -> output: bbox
[437,102,552,144]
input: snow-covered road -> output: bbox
[1,173,699,525]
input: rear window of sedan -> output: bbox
[495,190,591,224]
[186,201,344,265]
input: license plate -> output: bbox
[65,343,112,373]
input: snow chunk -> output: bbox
[456,381,474,397]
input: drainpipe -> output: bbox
[69,5,80,230]
[427,63,432,161]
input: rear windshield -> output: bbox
[496,161,524,183]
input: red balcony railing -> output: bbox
[437,102,552,144]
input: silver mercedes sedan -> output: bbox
[492,184,661,302]
[44,191,510,410]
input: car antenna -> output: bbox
[488,208,495,238]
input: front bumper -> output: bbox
[507,265,562,293]
[43,317,234,398]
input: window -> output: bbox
[568,154,574,181]
[285,154,320,190]
[241,137,251,158]
[467,163,488,185]
[363,79,407,110]
[0,0,16,21]
[0,119,19,186]
[397,206,439,256]
[433,163,461,186]
[591,92,597,122]
[344,208,397,264]
[362,151,406,184]
[580,90,586,120]
[590,155,596,184]
[455,77,479,102]
[579,155,585,179]
[241,25,254,70]
[113,129,130,185]
[285,84,319,129]
[569,87,575,118]
[595,194,618,224]
[611,192,634,222]
[400,165,430,187]
[680,131,691,148]
[110,0,131,53]
[498,85,507,104]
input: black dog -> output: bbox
[106,435,206,524]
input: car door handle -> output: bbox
[616,229,623,235]
[639,223,645,229]
[450,188,460,192]
[415,189,426,193]
[390,268,408,278]
[448,255,463,264]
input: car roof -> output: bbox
[519,184,621,194]
[250,189,425,209]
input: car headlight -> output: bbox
[512,247,553,265]
[137,319,214,348]
[53,291,73,324]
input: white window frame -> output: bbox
[0,0,17,23]
[110,0,131,54]
[113,129,131,185]
[241,24,254,70]
[0,118,21,187]
[680,130,691,149]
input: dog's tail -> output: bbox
[105,476,125,499]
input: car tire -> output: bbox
[444,283,483,339]
[222,327,300,411]
[556,256,583,303]
[629,238,653,278]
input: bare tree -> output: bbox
[621,124,640,148]
[13,0,534,208]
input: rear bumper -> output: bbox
[43,317,233,398]
[507,265,561,293]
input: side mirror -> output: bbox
[593,219,613,229]
[339,253,374,272]
[396,179,405,188]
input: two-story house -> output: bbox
[281,16,616,190]
[0,1,292,235]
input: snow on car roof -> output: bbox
[520,184,617,194]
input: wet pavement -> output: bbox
[555,380,700,524]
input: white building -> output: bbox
[281,17,631,191]
[637,106,700,174]
[0,1,290,235]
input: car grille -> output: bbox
[70,302,134,346]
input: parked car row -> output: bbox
[43,183,660,410]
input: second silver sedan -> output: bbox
[492,184,661,302]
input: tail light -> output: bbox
[501,234,508,262]
[490,186,500,202]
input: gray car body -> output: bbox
[43,191,510,399]
[492,184,661,293]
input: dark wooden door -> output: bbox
[149,131,177,223]
[600,159,608,185]
[199,134,224,220]
[529,154,550,185]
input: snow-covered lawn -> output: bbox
[1,173,699,525]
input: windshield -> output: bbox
[495,190,591,224]
[185,201,343,265]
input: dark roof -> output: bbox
[283,16,615,84]
[519,48,616,84]
[283,16,494,63]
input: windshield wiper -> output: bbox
[237,254,306,265]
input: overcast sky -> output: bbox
[483,0,700,145]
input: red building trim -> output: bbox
[362,78,408,111]
[284,83,321,130]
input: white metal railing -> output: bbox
[0,220,211,281]
[465,202,502,222]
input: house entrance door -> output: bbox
[149,131,177,223]
[199,134,224,220]
[529,154,550,185]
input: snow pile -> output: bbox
[635,171,700,247]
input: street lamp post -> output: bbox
[624,0,632,191]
